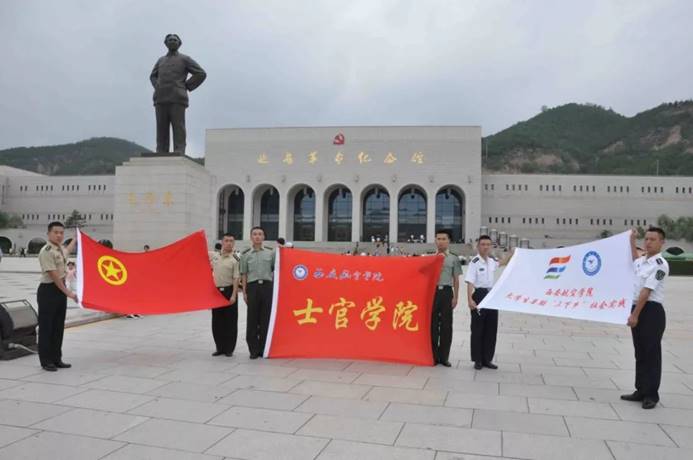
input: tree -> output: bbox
[657,214,693,242]
[0,211,24,229]
[64,210,86,228]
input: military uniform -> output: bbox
[240,246,275,358]
[210,251,240,355]
[630,253,669,402]
[37,241,69,368]
[465,255,499,366]
[431,251,462,364]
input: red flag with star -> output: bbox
[76,230,228,314]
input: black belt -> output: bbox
[437,285,452,290]
[247,280,272,285]
[217,286,231,290]
[475,287,491,293]
[633,301,663,308]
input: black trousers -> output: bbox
[470,288,498,364]
[155,103,186,153]
[631,302,666,401]
[212,286,238,354]
[431,286,454,363]
[246,281,273,356]
[37,282,67,367]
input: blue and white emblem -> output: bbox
[582,251,602,276]
[292,264,309,281]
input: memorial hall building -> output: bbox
[1,126,692,254]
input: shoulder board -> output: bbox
[41,244,52,252]
[241,248,251,254]
[448,251,458,257]
[233,254,240,262]
[263,246,273,251]
[471,256,479,263]
[656,258,663,265]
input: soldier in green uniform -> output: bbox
[431,229,462,367]
[240,226,276,359]
[210,233,240,357]
[37,222,77,371]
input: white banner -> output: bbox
[478,231,634,324]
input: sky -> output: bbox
[1,0,691,156]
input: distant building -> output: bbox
[1,127,692,254]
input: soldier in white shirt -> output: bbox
[465,235,513,370]
[621,227,669,409]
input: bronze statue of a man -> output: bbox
[150,34,207,154]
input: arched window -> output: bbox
[435,187,464,243]
[260,187,279,240]
[398,187,427,242]
[327,187,352,242]
[293,187,315,241]
[362,186,389,242]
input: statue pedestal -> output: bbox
[113,156,213,251]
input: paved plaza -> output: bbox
[1,259,693,459]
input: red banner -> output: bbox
[76,230,228,314]
[265,248,443,365]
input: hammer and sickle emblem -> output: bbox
[97,255,128,286]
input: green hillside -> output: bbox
[0,137,150,175]
[484,101,693,175]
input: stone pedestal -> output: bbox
[113,156,214,251]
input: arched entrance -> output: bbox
[0,236,12,253]
[326,185,352,242]
[290,185,315,241]
[253,185,280,240]
[436,186,465,243]
[218,185,244,239]
[28,237,47,254]
[398,186,427,242]
[361,185,389,242]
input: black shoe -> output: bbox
[642,398,657,409]
[249,353,260,360]
[440,361,452,367]
[474,362,483,370]
[55,361,71,369]
[483,362,498,370]
[620,391,644,402]
[42,364,58,372]
[224,352,233,357]
[212,351,224,356]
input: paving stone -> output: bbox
[294,395,388,419]
[217,388,308,410]
[297,414,402,444]
[146,381,236,402]
[528,397,619,419]
[607,441,693,460]
[206,429,329,460]
[31,407,148,439]
[472,409,568,436]
[128,397,229,423]
[101,444,223,460]
[0,399,72,426]
[502,431,612,460]
[84,375,170,393]
[288,368,360,383]
[395,423,501,456]
[380,402,473,427]
[208,405,313,433]
[0,382,85,403]
[353,374,428,389]
[291,380,372,399]
[365,387,447,405]
[500,382,578,400]
[661,425,693,448]
[57,388,155,412]
[0,431,124,460]
[566,416,674,445]
[0,425,36,449]
[445,392,528,412]
[226,374,303,392]
[316,439,435,460]
[114,418,232,453]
